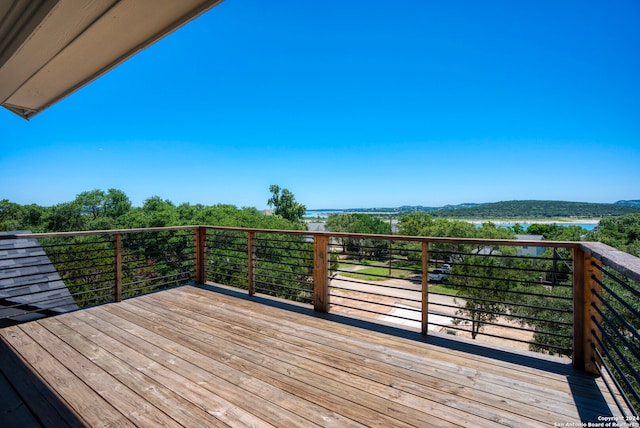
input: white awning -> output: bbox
[0,0,223,119]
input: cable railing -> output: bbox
[581,242,640,418]
[253,232,314,304]
[0,227,196,325]
[326,237,575,356]
[1,226,640,417]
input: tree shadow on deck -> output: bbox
[198,282,616,423]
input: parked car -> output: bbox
[428,269,449,282]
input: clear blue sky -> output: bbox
[2,0,639,210]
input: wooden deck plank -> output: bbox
[120,296,467,427]
[99,300,422,428]
[0,284,623,427]
[139,288,564,426]
[42,316,229,428]
[185,285,615,410]
[0,339,84,428]
[148,287,596,423]
[185,285,620,419]
[78,307,314,428]
[0,326,134,427]
[17,322,183,428]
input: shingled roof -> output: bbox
[0,231,77,325]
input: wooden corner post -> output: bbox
[194,227,206,284]
[314,235,330,313]
[573,247,603,374]
[115,233,122,302]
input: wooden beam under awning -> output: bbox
[0,0,223,120]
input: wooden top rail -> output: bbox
[7,226,640,272]
[3,225,582,248]
[202,225,580,248]
[580,242,640,284]
[7,225,640,276]
[0,226,198,240]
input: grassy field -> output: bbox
[429,283,460,296]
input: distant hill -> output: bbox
[308,200,640,219]
[615,200,640,207]
[311,203,482,214]
[432,200,640,219]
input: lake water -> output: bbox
[305,211,598,231]
[481,222,598,231]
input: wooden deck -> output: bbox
[0,284,624,427]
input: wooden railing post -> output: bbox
[421,241,429,335]
[247,231,256,296]
[194,227,206,284]
[115,233,122,302]
[573,247,602,374]
[314,235,330,312]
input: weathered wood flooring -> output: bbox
[0,284,623,427]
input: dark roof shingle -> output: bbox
[0,231,78,324]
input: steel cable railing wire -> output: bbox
[588,265,640,418]
[592,329,640,417]
[592,308,640,396]
[330,284,421,305]
[330,293,421,313]
[592,289,640,351]
[427,297,573,331]
[329,300,421,323]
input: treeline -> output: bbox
[433,200,640,219]
[1,187,312,307]
[0,188,305,233]
[325,212,640,257]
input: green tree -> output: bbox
[44,202,87,232]
[74,190,106,220]
[589,214,640,257]
[138,196,178,227]
[512,223,525,234]
[326,213,389,258]
[0,199,21,231]
[397,212,435,236]
[73,189,132,229]
[526,223,588,241]
[398,213,477,239]
[103,189,132,219]
[267,185,306,223]
[0,200,46,232]
[447,224,517,339]
[452,251,515,339]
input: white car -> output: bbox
[428,269,449,282]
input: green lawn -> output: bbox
[429,283,460,296]
[339,266,460,296]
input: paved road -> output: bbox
[331,275,460,310]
